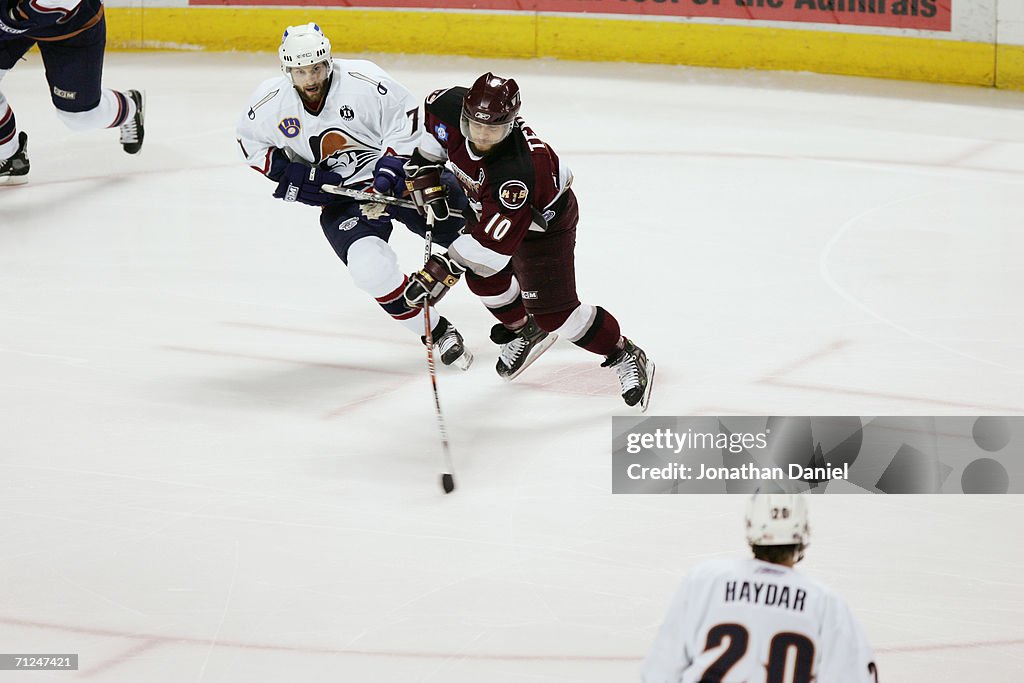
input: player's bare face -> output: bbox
[289,62,330,105]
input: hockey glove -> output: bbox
[404,253,466,308]
[405,164,450,222]
[371,155,407,195]
[273,162,343,207]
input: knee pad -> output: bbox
[346,237,404,298]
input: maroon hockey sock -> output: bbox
[572,307,622,357]
[485,301,528,329]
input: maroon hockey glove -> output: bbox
[404,253,466,308]
[404,164,450,222]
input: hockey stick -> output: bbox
[421,209,457,495]
[320,184,466,218]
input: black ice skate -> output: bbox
[423,316,473,370]
[120,90,145,155]
[602,338,655,412]
[491,316,557,380]
[0,132,29,186]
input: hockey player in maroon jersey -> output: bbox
[401,73,655,410]
[0,0,145,185]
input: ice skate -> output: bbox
[120,90,145,155]
[491,315,557,380]
[0,132,29,186]
[602,338,655,412]
[423,316,472,370]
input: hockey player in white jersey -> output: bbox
[642,494,879,683]
[1,0,145,186]
[235,23,472,368]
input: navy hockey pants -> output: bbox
[1,15,108,113]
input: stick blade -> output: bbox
[441,473,455,494]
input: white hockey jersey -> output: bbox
[235,60,420,186]
[642,558,878,683]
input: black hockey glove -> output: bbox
[273,162,343,207]
[404,253,466,308]
[404,164,450,222]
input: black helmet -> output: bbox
[461,73,521,148]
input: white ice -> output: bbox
[1,52,1023,682]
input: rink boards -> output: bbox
[100,0,1024,89]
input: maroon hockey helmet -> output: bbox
[460,72,521,149]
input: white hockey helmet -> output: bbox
[745,493,810,547]
[278,23,332,73]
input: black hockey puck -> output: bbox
[441,473,455,494]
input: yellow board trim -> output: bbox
[104,8,1022,90]
[996,43,1024,90]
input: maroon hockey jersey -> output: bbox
[418,86,576,277]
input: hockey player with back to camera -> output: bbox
[401,73,655,411]
[641,493,880,683]
[0,0,145,185]
[235,23,473,369]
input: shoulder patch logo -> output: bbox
[425,88,445,105]
[278,117,301,138]
[499,180,529,210]
[340,105,354,120]
[435,123,448,142]
[248,89,280,120]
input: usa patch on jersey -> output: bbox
[499,180,529,210]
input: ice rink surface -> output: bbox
[2,51,1024,681]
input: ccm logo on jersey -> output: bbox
[278,118,301,138]
[499,180,529,210]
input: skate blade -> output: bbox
[0,175,28,187]
[504,334,558,381]
[638,360,656,413]
[449,348,473,371]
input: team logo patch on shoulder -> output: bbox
[340,105,354,120]
[499,180,529,210]
[435,123,448,142]
[278,117,301,138]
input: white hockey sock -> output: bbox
[0,90,18,160]
[397,308,445,336]
[55,89,137,132]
